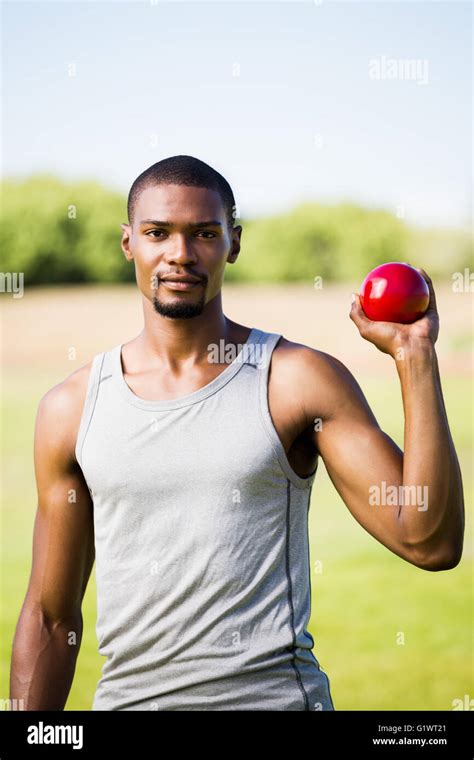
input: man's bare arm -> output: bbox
[10,365,95,710]
[295,346,463,571]
[292,270,464,572]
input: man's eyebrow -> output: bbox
[139,219,223,228]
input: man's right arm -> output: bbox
[9,364,95,710]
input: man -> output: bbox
[10,155,464,711]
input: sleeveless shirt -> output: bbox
[75,327,335,711]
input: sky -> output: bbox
[2,0,472,228]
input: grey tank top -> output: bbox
[75,326,335,711]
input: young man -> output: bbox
[10,155,464,711]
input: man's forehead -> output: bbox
[138,183,222,212]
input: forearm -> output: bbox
[10,602,82,710]
[394,338,464,565]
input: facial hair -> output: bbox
[152,281,207,319]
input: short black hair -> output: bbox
[127,155,237,231]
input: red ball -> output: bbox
[359,262,430,323]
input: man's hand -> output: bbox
[349,267,440,357]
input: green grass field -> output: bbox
[1,283,472,710]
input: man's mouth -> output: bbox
[160,275,204,291]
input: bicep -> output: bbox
[26,388,95,621]
[306,352,412,562]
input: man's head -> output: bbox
[121,155,242,320]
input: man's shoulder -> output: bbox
[271,334,347,378]
[270,335,358,421]
[36,357,96,425]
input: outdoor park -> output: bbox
[1,0,471,715]
[1,175,472,709]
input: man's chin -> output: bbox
[152,296,205,320]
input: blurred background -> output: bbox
[1,0,472,710]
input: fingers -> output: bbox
[414,267,437,313]
[349,292,373,335]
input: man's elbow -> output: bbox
[410,544,463,572]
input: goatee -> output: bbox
[152,294,206,319]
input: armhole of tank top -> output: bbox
[75,352,106,470]
[257,333,317,490]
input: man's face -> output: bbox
[120,184,242,319]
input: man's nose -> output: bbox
[165,235,197,265]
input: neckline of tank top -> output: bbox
[111,326,268,411]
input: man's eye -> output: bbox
[145,230,216,239]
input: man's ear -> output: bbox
[120,223,134,261]
[227,224,242,264]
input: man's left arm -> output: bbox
[348,268,464,570]
[299,268,464,571]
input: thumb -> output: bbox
[350,292,372,327]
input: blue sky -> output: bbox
[3,0,472,228]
